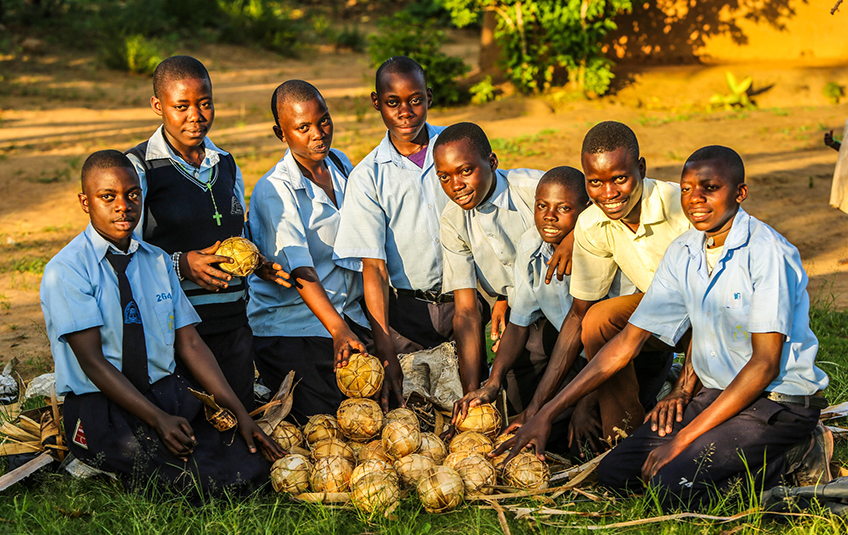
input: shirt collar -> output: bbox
[477,169,510,211]
[280,149,308,190]
[375,123,438,166]
[85,223,141,262]
[145,125,228,169]
[681,207,751,255]
[532,240,555,261]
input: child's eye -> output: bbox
[437,174,449,183]
[386,99,398,107]
[536,203,546,210]
[200,102,212,109]
[175,105,187,111]
[461,167,472,175]
[411,98,421,105]
[129,192,140,201]
[558,206,569,213]
[615,176,628,183]
[102,194,114,201]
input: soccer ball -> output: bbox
[351,470,400,514]
[455,453,497,495]
[393,453,436,488]
[337,398,383,442]
[502,451,550,490]
[310,455,353,493]
[214,236,261,277]
[302,414,342,445]
[335,353,384,398]
[449,431,493,456]
[271,421,303,451]
[382,420,421,460]
[456,404,502,438]
[418,432,448,464]
[417,466,465,513]
[270,454,311,494]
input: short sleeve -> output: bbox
[440,208,478,294]
[628,246,690,346]
[569,220,619,302]
[40,260,104,342]
[334,166,388,267]
[252,181,314,272]
[747,238,799,336]
[509,258,542,327]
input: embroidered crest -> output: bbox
[72,419,88,449]
[123,301,142,325]
[231,196,244,215]
[732,324,749,342]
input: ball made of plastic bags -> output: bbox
[336,353,384,398]
[214,237,261,277]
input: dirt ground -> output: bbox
[2,33,848,380]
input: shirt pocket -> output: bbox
[723,293,751,344]
[153,300,176,349]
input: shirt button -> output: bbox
[488,234,494,238]
[428,204,433,209]
[706,312,711,317]
[711,351,716,356]
[435,238,440,244]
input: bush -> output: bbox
[470,76,496,104]
[824,82,844,105]
[368,12,470,106]
[216,0,305,53]
[101,34,166,76]
[334,26,366,52]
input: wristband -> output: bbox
[171,251,184,281]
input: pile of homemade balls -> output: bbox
[268,353,551,514]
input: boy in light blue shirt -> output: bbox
[249,81,371,422]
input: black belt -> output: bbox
[394,288,454,304]
[764,391,828,410]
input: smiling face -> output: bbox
[581,146,646,227]
[274,95,333,167]
[371,70,432,153]
[435,139,498,210]
[79,166,142,251]
[534,181,587,245]
[151,76,214,158]
[680,159,747,246]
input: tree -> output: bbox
[442,0,632,96]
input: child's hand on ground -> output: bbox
[491,409,553,466]
[332,330,366,369]
[645,388,691,437]
[451,382,500,429]
[153,412,196,462]
[502,406,534,436]
[379,353,406,412]
[545,230,575,283]
[567,394,604,457]
[238,415,285,460]
[254,256,291,287]
[490,298,509,353]
[181,242,233,291]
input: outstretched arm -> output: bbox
[453,288,488,394]
[362,258,405,411]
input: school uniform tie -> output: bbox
[105,251,149,393]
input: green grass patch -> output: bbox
[0,256,49,274]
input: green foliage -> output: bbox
[709,72,755,110]
[101,35,166,76]
[442,0,631,96]
[824,82,844,105]
[470,76,497,104]
[368,12,470,106]
[334,26,367,52]
[216,0,305,53]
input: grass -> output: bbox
[0,294,846,533]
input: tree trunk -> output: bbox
[479,8,500,72]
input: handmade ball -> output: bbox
[491,433,515,471]
[337,398,384,442]
[442,451,475,471]
[271,421,303,451]
[302,414,341,445]
[270,454,312,494]
[418,432,448,464]
[310,455,353,493]
[384,407,419,429]
[382,420,421,459]
[393,453,436,488]
[214,236,261,277]
[351,471,400,514]
[358,440,393,463]
[455,453,497,495]
[335,353,384,398]
[449,431,493,456]
[456,404,502,438]
[351,459,395,487]
[502,451,550,490]
[417,466,465,513]
[310,437,356,464]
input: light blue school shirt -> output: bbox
[629,209,828,395]
[333,124,447,292]
[127,126,247,306]
[247,149,369,338]
[440,168,544,302]
[40,225,200,396]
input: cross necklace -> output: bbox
[207,182,222,226]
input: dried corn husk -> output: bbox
[350,459,395,487]
[449,431,493,455]
[335,353,384,398]
[382,420,421,459]
[337,398,383,442]
[358,440,392,463]
[272,421,303,451]
[310,456,353,493]
[189,388,237,431]
[351,470,400,514]
[303,414,341,445]
[456,404,501,438]
[418,432,448,464]
[417,466,465,513]
[502,451,550,490]
[490,433,514,470]
[384,407,419,429]
[215,236,261,277]
[393,453,435,488]
[270,454,311,494]
[443,451,475,471]
[310,437,355,464]
[455,453,496,495]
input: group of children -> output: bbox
[40,53,831,509]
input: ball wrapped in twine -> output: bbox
[358,439,393,463]
[393,453,436,488]
[502,451,550,490]
[337,398,384,442]
[455,453,497,495]
[302,414,341,445]
[442,450,475,471]
[418,432,448,464]
[214,237,261,277]
[310,437,356,465]
[335,353,384,398]
[310,455,353,493]
[271,421,303,451]
[349,440,366,459]
[384,407,419,429]
[270,454,312,494]
[382,420,421,460]
[351,471,400,514]
[416,466,465,513]
[490,433,515,471]
[456,404,502,438]
[449,431,493,456]
[351,459,395,487]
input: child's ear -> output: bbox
[371,91,380,111]
[736,182,748,204]
[489,152,499,173]
[150,96,163,117]
[638,156,647,179]
[273,124,285,144]
[78,193,90,214]
[426,87,433,108]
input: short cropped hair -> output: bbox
[581,121,639,160]
[433,122,492,161]
[685,145,745,185]
[153,56,210,98]
[271,80,322,126]
[539,166,589,206]
[375,56,426,92]
[81,150,137,191]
